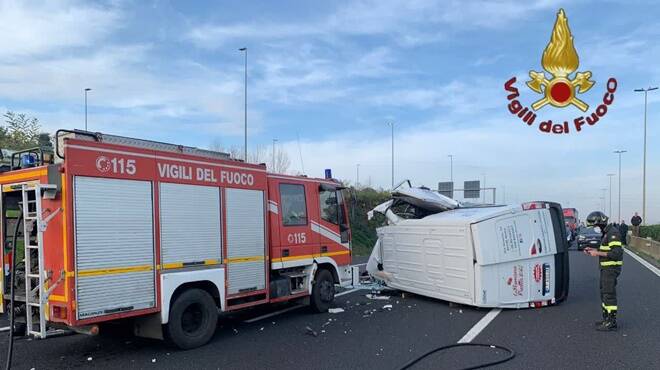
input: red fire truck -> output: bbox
[0,130,353,349]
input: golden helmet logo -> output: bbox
[504,9,617,134]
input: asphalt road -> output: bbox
[1,249,658,369]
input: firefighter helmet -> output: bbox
[586,211,608,228]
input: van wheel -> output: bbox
[310,269,335,313]
[165,289,218,349]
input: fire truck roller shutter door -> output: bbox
[159,183,221,267]
[74,177,156,320]
[225,188,266,294]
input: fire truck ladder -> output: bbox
[21,183,61,338]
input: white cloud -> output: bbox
[0,1,260,138]
[0,0,121,60]
[250,44,397,104]
[365,77,504,114]
[186,0,562,48]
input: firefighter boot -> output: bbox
[596,312,618,331]
[594,308,608,326]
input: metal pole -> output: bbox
[482,174,486,203]
[614,150,627,222]
[271,138,278,172]
[618,154,622,221]
[240,48,248,161]
[607,174,615,217]
[448,154,453,182]
[356,164,360,188]
[388,122,394,189]
[634,87,657,225]
[84,88,91,130]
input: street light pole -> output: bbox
[84,88,92,130]
[448,154,453,182]
[356,164,360,188]
[271,139,278,172]
[482,173,486,203]
[634,86,657,225]
[239,47,248,162]
[388,122,394,189]
[600,188,608,213]
[607,173,615,217]
[614,150,627,222]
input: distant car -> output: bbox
[576,226,601,250]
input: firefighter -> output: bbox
[583,211,622,331]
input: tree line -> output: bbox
[1,111,50,151]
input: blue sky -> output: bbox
[1,0,659,222]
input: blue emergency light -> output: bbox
[21,154,36,168]
[324,169,332,179]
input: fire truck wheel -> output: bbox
[165,289,218,349]
[310,269,335,313]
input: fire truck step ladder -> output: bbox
[21,183,60,339]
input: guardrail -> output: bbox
[628,236,660,265]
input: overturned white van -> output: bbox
[367,188,570,309]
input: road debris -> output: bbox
[328,308,345,314]
[383,304,393,310]
[366,294,390,300]
[87,357,93,362]
[305,326,318,337]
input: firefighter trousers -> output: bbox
[600,267,621,313]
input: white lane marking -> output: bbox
[244,289,362,323]
[244,305,304,323]
[336,288,362,297]
[457,308,502,343]
[0,326,10,332]
[624,248,660,277]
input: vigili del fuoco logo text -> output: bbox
[504,9,617,134]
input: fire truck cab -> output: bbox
[0,130,352,349]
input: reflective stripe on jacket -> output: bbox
[599,224,623,268]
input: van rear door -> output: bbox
[472,207,562,307]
